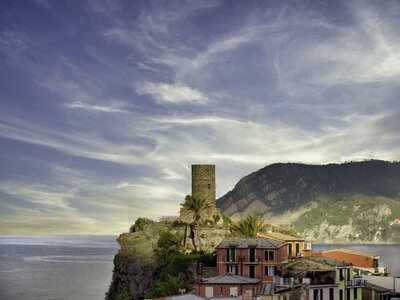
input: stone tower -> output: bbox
[191,164,216,208]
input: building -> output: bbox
[311,248,387,274]
[216,237,288,283]
[281,257,363,300]
[198,274,261,298]
[257,231,312,258]
[362,282,391,300]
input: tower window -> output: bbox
[208,184,211,190]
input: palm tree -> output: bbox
[180,195,212,251]
[156,274,190,296]
[230,215,266,237]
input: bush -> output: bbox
[157,230,183,253]
[129,217,154,232]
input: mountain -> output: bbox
[217,160,400,243]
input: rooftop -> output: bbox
[308,256,352,268]
[217,237,284,249]
[281,257,352,273]
[199,274,261,285]
[319,248,379,259]
[258,231,304,242]
[364,282,391,293]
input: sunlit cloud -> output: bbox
[135,81,208,104]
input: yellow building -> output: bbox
[257,231,312,258]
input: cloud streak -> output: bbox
[136,82,208,104]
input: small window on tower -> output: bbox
[208,184,211,190]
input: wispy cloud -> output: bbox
[1,0,400,234]
[135,81,208,104]
[64,101,130,113]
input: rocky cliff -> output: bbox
[106,222,230,300]
[217,160,400,243]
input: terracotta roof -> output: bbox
[199,274,261,284]
[320,248,379,259]
[258,231,304,241]
[216,237,284,249]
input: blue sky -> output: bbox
[1,0,399,234]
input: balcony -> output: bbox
[243,256,260,264]
[223,255,236,263]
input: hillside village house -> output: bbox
[281,257,363,300]
[198,237,287,298]
[198,274,261,298]
[216,237,288,282]
[257,231,312,258]
[311,248,387,275]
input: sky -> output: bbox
[0,0,399,235]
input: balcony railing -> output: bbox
[242,256,260,264]
[223,255,236,263]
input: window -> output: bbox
[227,248,235,262]
[347,268,351,280]
[346,288,350,300]
[339,289,343,300]
[329,288,334,300]
[353,288,357,299]
[313,289,323,300]
[227,264,238,275]
[265,266,276,276]
[249,247,256,262]
[288,243,293,256]
[249,265,255,278]
[265,250,275,261]
[295,243,300,256]
[339,269,345,281]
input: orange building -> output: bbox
[215,237,288,283]
[198,274,261,298]
[311,248,379,269]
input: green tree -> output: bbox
[180,195,212,251]
[149,273,190,298]
[230,215,266,237]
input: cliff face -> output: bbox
[107,223,230,299]
[217,160,400,243]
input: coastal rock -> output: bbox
[107,223,230,299]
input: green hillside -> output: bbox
[217,160,400,243]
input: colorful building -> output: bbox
[311,248,387,275]
[257,231,312,258]
[216,237,288,283]
[281,257,362,300]
[198,274,261,298]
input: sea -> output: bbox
[0,235,119,300]
[0,236,399,300]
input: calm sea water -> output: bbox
[0,237,399,300]
[313,244,400,276]
[0,236,119,300]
